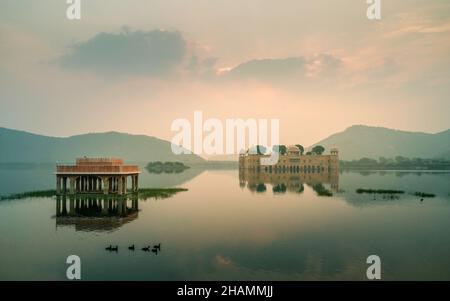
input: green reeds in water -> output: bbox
[1,188,188,201]
[356,188,405,194]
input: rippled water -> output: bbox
[0,166,449,280]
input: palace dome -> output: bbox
[287,145,300,155]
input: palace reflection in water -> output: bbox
[55,195,139,232]
[239,168,339,194]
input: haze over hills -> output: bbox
[311,125,450,161]
[0,127,204,164]
[1,125,449,164]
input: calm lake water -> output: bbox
[1,166,450,280]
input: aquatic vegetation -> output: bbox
[341,157,450,170]
[413,192,436,198]
[356,188,405,194]
[146,161,190,173]
[137,188,188,200]
[0,190,56,200]
[1,188,188,201]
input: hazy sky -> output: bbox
[0,0,449,146]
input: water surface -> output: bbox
[0,166,449,280]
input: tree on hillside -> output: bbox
[312,145,325,155]
[395,156,410,165]
[378,157,388,165]
[295,144,305,155]
[358,157,377,165]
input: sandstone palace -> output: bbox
[239,145,339,175]
[239,145,340,193]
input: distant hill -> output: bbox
[310,125,450,160]
[0,127,205,164]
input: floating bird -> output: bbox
[151,247,158,255]
[420,198,424,202]
[142,246,150,252]
[105,245,112,251]
[153,243,161,251]
[111,246,118,252]
[128,244,135,251]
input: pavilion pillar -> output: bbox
[102,177,109,195]
[118,176,123,195]
[135,174,139,192]
[132,175,137,192]
[56,176,62,195]
[64,177,68,194]
[123,176,127,194]
[69,177,76,195]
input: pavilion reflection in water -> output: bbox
[239,168,339,194]
[55,195,139,232]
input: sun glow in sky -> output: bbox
[0,0,449,146]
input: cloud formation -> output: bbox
[60,29,187,77]
[221,54,341,82]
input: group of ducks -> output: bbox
[105,243,161,254]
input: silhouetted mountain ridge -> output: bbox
[0,127,204,164]
[311,125,450,160]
